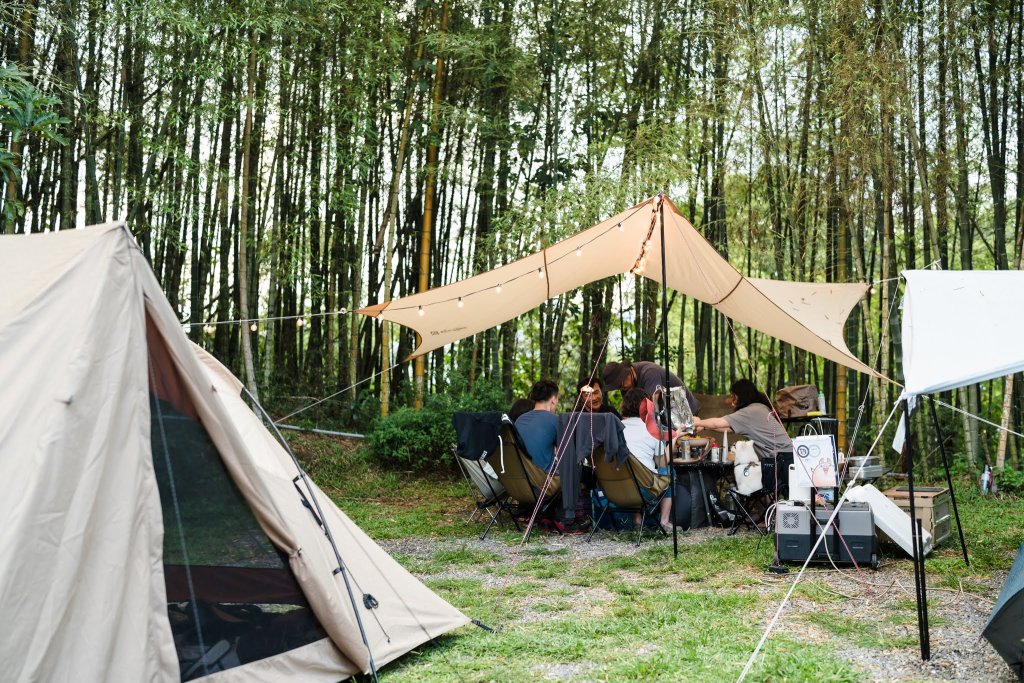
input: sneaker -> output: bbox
[659,522,674,534]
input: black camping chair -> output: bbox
[452,445,519,538]
[725,451,792,536]
[452,411,520,538]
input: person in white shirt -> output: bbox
[619,388,673,532]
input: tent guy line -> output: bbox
[737,399,903,683]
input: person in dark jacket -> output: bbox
[601,360,700,415]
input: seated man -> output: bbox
[514,379,560,473]
[619,388,673,532]
[576,377,621,418]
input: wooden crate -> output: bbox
[883,486,951,546]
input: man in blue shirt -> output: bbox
[514,379,560,472]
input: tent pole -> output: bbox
[903,398,930,661]
[658,194,679,559]
[243,388,381,682]
[927,395,970,567]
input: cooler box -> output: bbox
[883,486,951,547]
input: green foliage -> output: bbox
[997,467,1024,494]
[365,373,505,471]
[0,63,68,223]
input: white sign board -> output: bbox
[792,434,838,490]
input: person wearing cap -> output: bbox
[601,360,700,415]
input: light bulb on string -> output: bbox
[870,286,877,295]
[495,284,502,294]
[297,317,305,328]
[537,267,544,278]
[643,240,651,252]
[457,297,464,308]
[575,247,582,257]
[418,305,425,316]
[618,223,624,232]
[250,322,258,332]
[340,307,348,315]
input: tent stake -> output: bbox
[244,387,381,683]
[927,395,970,566]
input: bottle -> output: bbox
[817,391,827,414]
[981,465,992,494]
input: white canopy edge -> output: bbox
[902,269,1024,395]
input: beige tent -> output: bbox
[0,223,468,682]
[360,195,882,378]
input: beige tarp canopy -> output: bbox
[360,195,883,379]
[0,223,467,682]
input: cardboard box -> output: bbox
[883,486,951,546]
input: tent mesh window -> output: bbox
[147,328,326,680]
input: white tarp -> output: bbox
[902,270,1024,395]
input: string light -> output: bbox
[575,247,582,257]
[296,318,305,328]
[870,286,877,295]
[204,324,215,335]
[340,307,348,314]
[537,267,544,278]
[457,297,464,308]
[495,284,502,294]
[618,223,624,232]
[250,322,258,332]
[643,240,652,252]
[418,305,425,316]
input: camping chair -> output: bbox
[588,452,670,546]
[725,451,792,536]
[452,446,519,539]
[482,419,561,541]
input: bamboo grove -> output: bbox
[2,0,1023,471]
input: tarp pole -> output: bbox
[903,398,930,661]
[658,195,679,559]
[927,395,970,567]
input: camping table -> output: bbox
[670,458,734,528]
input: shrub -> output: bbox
[364,380,505,471]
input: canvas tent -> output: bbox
[984,543,1024,678]
[0,223,468,682]
[359,195,883,379]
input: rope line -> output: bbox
[275,362,404,423]
[736,400,901,682]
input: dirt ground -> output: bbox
[380,529,1015,682]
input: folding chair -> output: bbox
[482,418,561,541]
[725,452,792,536]
[452,447,519,539]
[589,452,670,546]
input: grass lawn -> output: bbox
[291,433,1023,682]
